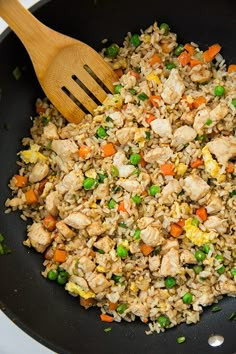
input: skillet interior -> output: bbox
[0,0,235,353]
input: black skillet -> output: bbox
[0,0,235,353]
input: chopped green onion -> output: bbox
[176,336,186,344]
[229,190,236,197]
[145,131,151,140]
[211,305,222,312]
[231,98,236,107]
[217,265,225,274]
[230,267,236,276]
[12,66,22,80]
[228,312,236,321]
[193,265,203,274]
[138,92,149,101]
[98,249,105,254]
[128,88,137,95]
[112,274,122,282]
[114,84,123,94]
[118,222,127,229]
[97,173,107,183]
[215,254,224,261]
[41,116,49,125]
[174,44,184,56]
[166,62,176,70]
[132,168,140,175]
[105,116,112,122]
[191,217,199,226]
[201,244,210,254]
[205,118,212,126]
[108,198,117,209]
[133,229,141,240]
[104,327,112,333]
[116,303,128,314]
[160,23,170,35]
[111,165,119,177]
[112,186,121,193]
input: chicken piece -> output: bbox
[180,250,197,264]
[51,139,78,160]
[56,221,75,239]
[59,123,82,139]
[160,180,182,205]
[216,280,236,296]
[207,136,236,166]
[45,191,59,217]
[129,241,141,254]
[181,111,195,125]
[116,179,141,193]
[160,248,180,276]
[149,255,161,272]
[43,122,59,140]
[29,162,49,183]
[78,256,96,273]
[150,118,172,138]
[116,127,135,145]
[195,292,215,306]
[161,69,185,104]
[137,217,154,229]
[118,165,136,178]
[27,222,51,253]
[206,194,223,214]
[193,108,211,133]
[183,175,210,201]
[113,151,135,177]
[93,181,109,200]
[86,221,106,237]
[143,146,173,164]
[86,272,110,293]
[190,65,211,83]
[93,236,115,253]
[113,151,127,166]
[140,226,163,247]
[56,170,83,195]
[172,125,197,147]
[128,303,149,318]
[161,239,179,254]
[204,216,228,234]
[109,111,124,127]
[209,103,228,124]
[63,212,91,230]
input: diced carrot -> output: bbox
[184,43,195,56]
[89,249,96,258]
[203,43,221,62]
[178,51,191,66]
[149,53,162,66]
[176,218,185,227]
[44,247,53,260]
[190,158,204,168]
[101,143,116,157]
[160,163,175,176]
[202,50,211,62]
[190,59,203,68]
[170,223,183,237]
[118,201,126,212]
[122,104,128,110]
[140,243,154,256]
[25,189,38,204]
[114,68,123,78]
[36,106,46,114]
[100,314,114,323]
[142,318,148,323]
[80,297,95,309]
[139,151,146,168]
[145,113,156,124]
[14,175,28,187]
[196,207,208,222]
[43,215,57,231]
[108,301,118,311]
[192,96,206,108]
[128,70,140,79]
[181,95,193,109]
[228,64,236,73]
[78,145,91,158]
[53,249,67,263]
[38,178,48,195]
[226,162,234,173]
[149,95,161,107]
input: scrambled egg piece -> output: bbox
[96,266,106,273]
[103,94,123,109]
[184,218,217,246]
[176,162,188,176]
[202,146,226,183]
[130,282,138,293]
[146,71,161,84]
[134,128,148,148]
[19,144,47,164]
[65,281,95,299]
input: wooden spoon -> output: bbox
[0,0,118,123]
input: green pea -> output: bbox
[83,177,96,190]
[111,165,119,177]
[57,271,69,285]
[160,23,170,35]
[138,92,149,101]
[205,118,212,126]
[114,84,123,94]
[116,244,128,258]
[202,244,210,254]
[149,185,161,196]
[217,266,225,274]
[194,250,206,262]
[157,315,171,328]
[211,305,222,312]
[132,195,142,204]
[133,229,141,240]
[174,44,184,56]
[165,62,176,70]
[117,303,128,314]
[231,267,236,276]
[131,34,141,47]
[164,276,176,289]
[108,198,116,209]
[191,217,199,227]
[193,265,203,274]
[96,127,107,139]
[130,153,141,165]
[47,269,58,281]
[112,274,122,282]
[231,98,236,107]
[105,43,119,58]
[215,254,224,261]
[182,292,193,304]
[214,85,225,97]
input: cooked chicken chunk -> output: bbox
[116,127,135,145]
[180,250,197,264]
[109,111,124,127]
[43,122,59,140]
[195,292,215,306]
[161,239,179,254]
[87,221,106,237]
[63,212,91,230]
[56,221,75,239]
[93,181,109,199]
[56,170,83,195]
[172,126,197,147]
[206,194,223,214]
[117,179,141,193]
[137,217,154,229]
[45,191,59,217]
[204,216,228,234]
[27,222,51,253]
[207,136,236,166]
[150,118,172,138]
[93,236,115,253]
[144,146,173,164]
[216,280,236,296]
[118,165,136,178]
[181,111,195,125]
[78,256,96,273]
[193,108,210,133]
[190,65,211,83]
[161,69,185,104]
[160,180,182,205]
[183,175,210,201]
[209,103,228,124]
[140,226,163,247]
[51,139,78,159]
[160,248,180,276]
[29,162,49,183]
[86,272,110,293]
[149,255,161,272]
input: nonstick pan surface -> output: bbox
[0,0,235,353]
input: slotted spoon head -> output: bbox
[0,0,118,123]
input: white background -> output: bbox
[0,1,55,353]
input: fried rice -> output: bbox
[5,21,236,333]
